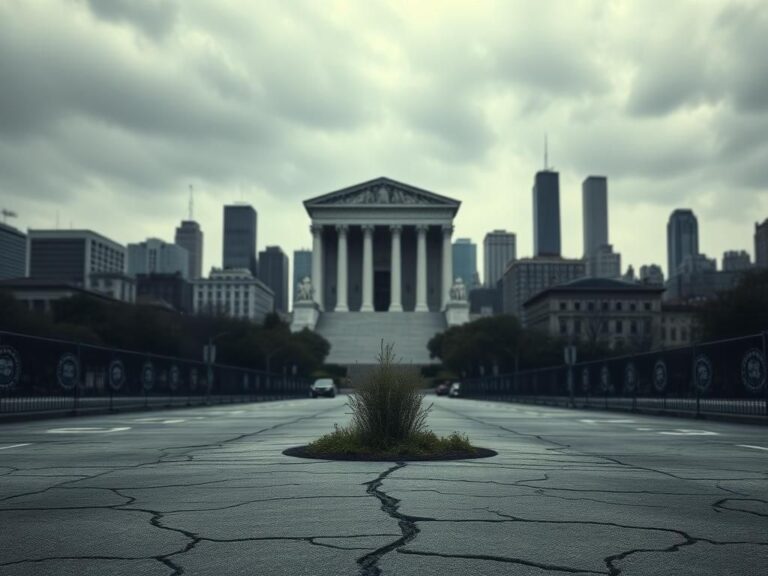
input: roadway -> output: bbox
[0,397,766,575]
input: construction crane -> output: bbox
[1,209,17,224]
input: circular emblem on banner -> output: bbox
[600,365,610,392]
[141,361,155,391]
[57,353,80,390]
[694,354,713,392]
[169,365,181,391]
[741,348,766,393]
[624,362,637,393]
[653,359,667,392]
[581,367,590,392]
[108,359,126,391]
[0,345,21,391]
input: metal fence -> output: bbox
[0,330,311,416]
[461,332,768,420]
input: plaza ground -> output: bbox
[0,397,766,575]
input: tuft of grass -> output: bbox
[347,342,430,449]
[306,425,475,458]
[305,342,478,458]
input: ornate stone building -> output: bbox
[298,177,464,365]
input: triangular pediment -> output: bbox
[304,177,460,209]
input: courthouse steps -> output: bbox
[315,311,446,366]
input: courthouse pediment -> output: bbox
[304,177,460,210]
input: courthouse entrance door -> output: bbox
[373,271,391,311]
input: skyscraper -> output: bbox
[0,222,27,280]
[533,170,561,257]
[483,230,516,288]
[667,209,699,278]
[452,238,478,289]
[223,204,257,277]
[174,220,203,279]
[582,176,608,257]
[293,249,312,303]
[755,219,768,268]
[259,246,289,314]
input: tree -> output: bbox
[698,269,768,340]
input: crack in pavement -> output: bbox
[396,549,602,574]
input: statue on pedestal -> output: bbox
[296,277,314,302]
[450,277,467,302]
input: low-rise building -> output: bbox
[192,268,274,323]
[136,272,192,313]
[722,250,752,272]
[501,256,586,323]
[523,277,665,349]
[660,304,702,348]
[587,244,621,279]
[90,272,136,303]
[127,238,189,279]
[0,278,119,313]
[639,264,664,285]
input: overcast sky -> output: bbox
[2,0,767,282]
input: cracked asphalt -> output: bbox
[0,397,766,575]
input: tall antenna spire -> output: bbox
[188,184,194,221]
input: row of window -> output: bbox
[558,300,653,313]
[559,318,651,336]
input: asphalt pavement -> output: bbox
[0,396,766,575]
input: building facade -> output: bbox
[660,304,701,348]
[754,219,767,268]
[667,209,699,278]
[483,230,516,288]
[136,272,193,313]
[174,220,203,279]
[501,256,586,323]
[722,250,751,272]
[223,204,258,277]
[589,243,622,278]
[452,238,478,290]
[259,246,289,314]
[90,272,136,303]
[639,264,665,285]
[533,170,561,257]
[127,238,189,279]
[523,278,664,349]
[303,177,460,314]
[28,230,126,289]
[192,268,274,323]
[0,222,27,280]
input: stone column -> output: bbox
[335,225,349,312]
[311,224,323,310]
[389,225,403,312]
[361,225,374,312]
[441,224,453,310]
[415,224,429,312]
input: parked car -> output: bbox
[435,383,450,396]
[310,378,337,398]
[449,382,461,397]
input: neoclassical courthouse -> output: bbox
[293,177,467,365]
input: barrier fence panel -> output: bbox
[0,330,310,415]
[460,332,768,420]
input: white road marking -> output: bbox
[46,427,131,434]
[636,427,653,431]
[580,419,635,424]
[0,443,30,450]
[658,429,719,436]
[132,418,186,424]
[737,444,768,452]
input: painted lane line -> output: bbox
[737,444,768,452]
[658,429,719,436]
[636,427,653,431]
[46,427,131,434]
[580,419,635,425]
[0,443,30,450]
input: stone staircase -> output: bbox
[315,312,446,367]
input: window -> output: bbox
[560,321,568,335]
[671,328,677,341]
[602,301,609,311]
[616,320,623,334]
[574,320,582,335]
[559,301,567,311]
[574,301,581,311]
[630,321,638,335]
[629,303,636,312]
[588,301,595,312]
[616,301,623,311]
[644,302,651,311]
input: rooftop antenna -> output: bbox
[1,209,17,224]
[188,184,194,221]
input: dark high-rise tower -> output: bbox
[533,170,561,257]
[582,176,608,257]
[259,246,289,314]
[174,221,203,279]
[756,219,768,269]
[667,209,699,278]
[223,204,257,277]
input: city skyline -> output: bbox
[1,1,766,283]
